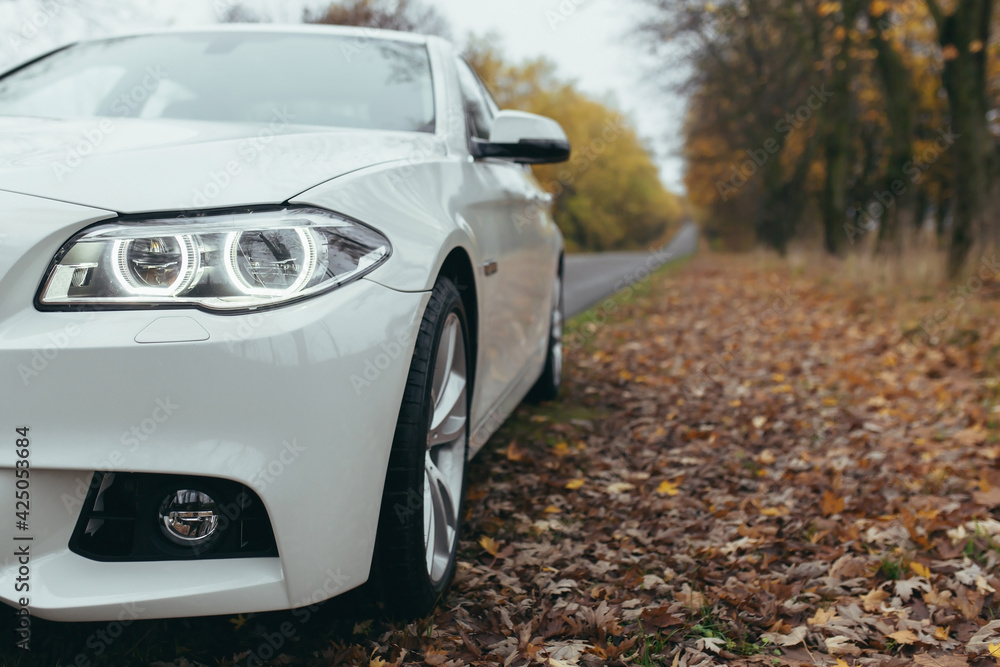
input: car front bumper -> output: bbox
[0,193,429,621]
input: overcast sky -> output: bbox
[0,0,687,191]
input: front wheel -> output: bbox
[373,277,470,618]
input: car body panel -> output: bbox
[0,116,447,214]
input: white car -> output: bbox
[0,25,568,622]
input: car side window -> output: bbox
[455,58,493,141]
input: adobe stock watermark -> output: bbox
[51,66,169,181]
[0,0,72,68]
[191,106,296,208]
[246,439,308,494]
[16,314,97,386]
[72,602,145,666]
[349,328,414,395]
[844,126,959,244]
[545,0,591,31]
[513,115,628,232]
[716,85,833,202]
[680,287,798,398]
[61,397,180,515]
[238,566,353,667]
[565,244,676,350]
[897,253,1000,357]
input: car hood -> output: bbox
[0,116,447,214]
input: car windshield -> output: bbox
[0,31,436,133]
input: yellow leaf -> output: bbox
[987,642,1000,657]
[544,505,562,514]
[771,373,786,382]
[761,507,787,516]
[909,561,931,578]
[553,441,570,457]
[771,384,793,393]
[565,478,585,490]
[479,535,500,557]
[229,614,247,631]
[370,659,388,667]
[835,659,849,667]
[822,397,838,406]
[656,480,681,496]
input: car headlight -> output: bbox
[38,207,390,312]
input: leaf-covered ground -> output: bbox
[6,252,1000,667]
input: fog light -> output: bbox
[158,490,220,546]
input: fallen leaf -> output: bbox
[565,478,585,490]
[606,482,636,494]
[889,629,919,645]
[506,440,528,462]
[821,490,845,516]
[656,480,680,496]
[479,536,500,557]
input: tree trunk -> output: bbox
[819,1,864,255]
[927,0,996,277]
[871,18,916,254]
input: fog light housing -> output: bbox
[159,490,220,546]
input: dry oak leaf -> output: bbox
[808,607,838,626]
[763,625,807,647]
[967,620,1000,657]
[973,486,1000,508]
[888,629,919,645]
[826,636,862,655]
[861,587,889,612]
[821,490,846,517]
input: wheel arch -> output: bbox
[437,247,478,392]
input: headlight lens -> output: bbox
[39,207,390,312]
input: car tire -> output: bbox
[372,276,471,619]
[527,265,564,403]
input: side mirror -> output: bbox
[472,110,571,164]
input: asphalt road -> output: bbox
[564,221,699,317]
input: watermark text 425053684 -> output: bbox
[12,425,32,651]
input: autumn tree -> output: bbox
[641,0,826,253]
[467,37,684,250]
[305,0,450,37]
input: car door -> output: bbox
[453,58,545,418]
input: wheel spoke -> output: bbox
[425,452,458,580]
[428,373,467,447]
[423,311,468,583]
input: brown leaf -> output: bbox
[821,490,845,517]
